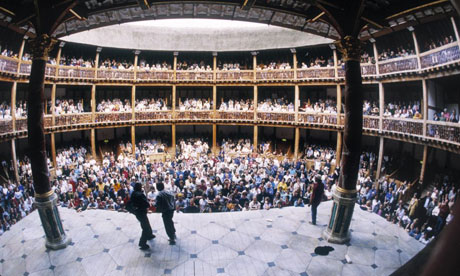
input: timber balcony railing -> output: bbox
[1,111,460,149]
[2,42,460,82]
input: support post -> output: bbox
[336,131,342,167]
[11,82,17,131]
[378,82,384,131]
[91,85,96,122]
[173,52,178,81]
[131,125,136,158]
[55,43,63,77]
[376,137,384,188]
[213,52,217,81]
[28,34,70,250]
[333,49,338,78]
[172,124,176,156]
[420,145,428,185]
[91,128,96,159]
[253,125,258,151]
[213,85,217,116]
[11,139,19,183]
[324,36,363,244]
[292,49,297,80]
[172,85,176,115]
[51,84,56,125]
[451,17,460,48]
[16,37,27,74]
[411,30,422,70]
[253,86,258,121]
[252,52,257,81]
[131,85,136,121]
[95,47,101,78]
[50,133,56,167]
[336,84,342,125]
[294,127,300,159]
[294,85,299,123]
[422,79,427,136]
[372,42,379,75]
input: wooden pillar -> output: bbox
[292,49,297,80]
[11,82,17,131]
[420,145,428,185]
[253,125,258,151]
[91,85,96,122]
[294,85,299,122]
[372,42,379,75]
[173,52,178,81]
[172,124,176,155]
[336,131,343,167]
[213,85,217,113]
[16,38,27,74]
[333,48,338,78]
[294,127,300,159]
[131,85,136,121]
[55,43,63,77]
[375,137,384,187]
[50,133,57,168]
[212,124,217,153]
[131,126,136,158]
[422,79,427,136]
[451,17,460,48]
[213,52,217,81]
[91,128,96,159]
[336,84,342,124]
[133,50,140,80]
[252,52,257,81]
[51,84,56,125]
[95,47,101,78]
[253,86,258,120]
[378,82,384,131]
[411,30,421,70]
[11,139,19,183]
[172,85,176,114]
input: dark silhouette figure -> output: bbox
[309,176,324,225]
[130,182,155,250]
[155,182,177,245]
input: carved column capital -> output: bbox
[334,36,363,62]
[29,34,57,61]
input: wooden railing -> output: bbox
[0,56,19,74]
[298,112,337,125]
[216,70,253,81]
[54,113,92,127]
[176,70,213,81]
[297,68,335,79]
[256,69,294,80]
[58,66,96,79]
[420,42,460,69]
[426,120,460,143]
[136,111,172,121]
[360,63,377,76]
[137,70,174,81]
[363,115,380,130]
[175,110,212,120]
[215,111,254,121]
[16,118,27,131]
[383,117,423,136]
[378,56,418,74]
[0,120,13,133]
[95,112,132,123]
[97,69,134,80]
[257,111,295,122]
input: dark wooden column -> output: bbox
[323,36,363,244]
[28,34,56,195]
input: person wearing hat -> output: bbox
[130,182,155,250]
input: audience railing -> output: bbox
[298,112,338,125]
[16,117,27,131]
[297,68,335,79]
[378,55,418,74]
[257,111,295,122]
[136,110,172,121]
[360,63,377,76]
[58,66,96,79]
[426,121,460,144]
[175,110,212,120]
[363,115,380,130]
[97,69,134,80]
[137,70,174,81]
[54,113,92,127]
[0,119,13,133]
[0,56,19,74]
[216,70,254,81]
[95,112,133,123]
[383,117,423,136]
[420,42,460,69]
[256,69,294,80]
[176,70,213,81]
[215,111,254,121]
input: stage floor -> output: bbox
[0,201,424,276]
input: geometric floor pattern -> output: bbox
[0,201,425,276]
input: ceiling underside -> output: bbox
[0,0,456,41]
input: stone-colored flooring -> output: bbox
[0,201,425,276]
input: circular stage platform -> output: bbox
[0,201,424,276]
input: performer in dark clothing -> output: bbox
[130,182,155,250]
[308,176,324,225]
[155,182,177,245]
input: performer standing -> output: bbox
[309,176,324,225]
[155,182,177,245]
[130,182,155,250]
